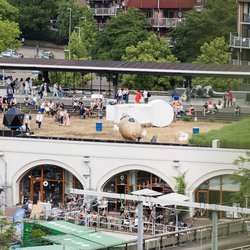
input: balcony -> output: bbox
[148,18,185,28]
[97,23,107,30]
[230,33,250,49]
[243,13,250,23]
[91,7,117,16]
[231,59,250,66]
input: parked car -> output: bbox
[172,87,190,101]
[42,51,54,59]
[191,85,203,97]
[1,49,23,58]
[0,73,9,80]
[202,85,224,98]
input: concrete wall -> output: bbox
[0,137,246,207]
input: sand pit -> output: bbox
[1,115,227,144]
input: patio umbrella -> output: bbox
[131,188,163,197]
[156,193,190,206]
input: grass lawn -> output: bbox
[189,118,250,149]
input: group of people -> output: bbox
[5,76,34,96]
[0,95,18,112]
[135,89,151,104]
[115,87,129,104]
[71,97,104,119]
[172,100,195,118]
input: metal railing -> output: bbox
[33,215,250,249]
[148,18,185,28]
[91,7,117,16]
[243,13,250,23]
[230,33,250,49]
[231,59,250,66]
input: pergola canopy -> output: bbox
[0,57,250,77]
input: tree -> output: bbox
[0,20,21,52]
[171,0,237,62]
[0,0,19,21]
[0,224,16,250]
[230,152,250,207]
[174,172,187,195]
[121,34,178,90]
[92,8,151,61]
[192,37,242,91]
[0,0,21,52]
[66,6,98,59]
[9,0,58,40]
[57,0,83,42]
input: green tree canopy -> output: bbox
[66,5,98,59]
[0,20,21,52]
[92,8,151,61]
[192,37,241,91]
[9,0,58,40]
[0,0,19,21]
[0,0,21,52]
[171,0,237,62]
[196,37,231,64]
[121,34,178,90]
[231,152,250,207]
[57,0,83,42]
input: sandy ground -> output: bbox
[0,115,227,144]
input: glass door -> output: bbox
[196,190,208,217]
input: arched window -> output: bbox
[195,175,240,218]
[19,165,83,206]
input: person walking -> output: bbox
[143,90,149,104]
[135,90,141,104]
[36,111,43,129]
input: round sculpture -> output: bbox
[119,115,142,141]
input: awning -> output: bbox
[37,221,95,236]
[43,235,101,250]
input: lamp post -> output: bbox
[244,193,250,208]
[83,156,91,210]
[75,26,81,41]
[67,7,72,42]
[0,153,7,212]
[64,49,71,60]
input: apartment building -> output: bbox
[230,0,250,65]
[79,0,202,31]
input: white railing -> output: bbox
[230,33,250,49]
[97,23,107,30]
[231,59,250,66]
[91,7,117,16]
[148,18,185,28]
[243,13,250,22]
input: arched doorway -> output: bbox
[195,174,240,218]
[102,170,173,211]
[19,165,83,206]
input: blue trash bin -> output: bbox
[99,114,103,119]
[193,127,199,135]
[96,122,102,132]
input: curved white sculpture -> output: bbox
[106,99,174,127]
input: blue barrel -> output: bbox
[193,127,199,134]
[96,122,102,132]
[99,114,103,119]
